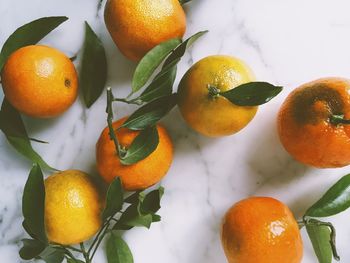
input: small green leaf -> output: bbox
[19,239,47,260]
[152,214,161,222]
[122,94,177,130]
[102,177,124,220]
[220,82,283,106]
[141,187,164,214]
[114,203,152,229]
[121,126,159,165]
[22,164,48,243]
[0,16,68,71]
[39,247,65,263]
[80,22,107,108]
[106,232,134,263]
[306,174,350,217]
[139,65,177,103]
[306,221,333,263]
[132,38,182,93]
[124,191,144,204]
[163,31,208,68]
[0,99,55,170]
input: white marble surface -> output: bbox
[1,0,350,262]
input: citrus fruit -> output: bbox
[278,78,350,168]
[104,0,186,61]
[44,170,102,245]
[1,45,78,118]
[221,197,303,263]
[96,117,173,190]
[177,55,258,137]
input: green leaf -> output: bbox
[106,232,134,263]
[39,247,65,263]
[163,31,208,68]
[132,38,181,93]
[0,16,68,71]
[102,177,124,220]
[0,99,55,170]
[121,126,159,165]
[22,164,48,243]
[152,214,161,222]
[80,22,107,108]
[139,65,177,103]
[306,174,350,217]
[220,82,283,106]
[306,221,333,263]
[19,239,47,260]
[124,191,144,204]
[114,203,152,230]
[122,94,177,130]
[141,187,164,214]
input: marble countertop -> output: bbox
[1,0,350,262]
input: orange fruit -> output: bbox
[104,0,186,61]
[221,197,303,263]
[177,55,257,137]
[96,117,173,190]
[278,78,350,168]
[44,170,102,245]
[1,45,78,118]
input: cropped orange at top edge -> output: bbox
[278,77,350,168]
[96,117,174,191]
[104,0,186,61]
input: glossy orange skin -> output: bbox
[104,0,186,61]
[1,45,78,118]
[96,117,173,190]
[221,197,303,263]
[278,78,350,168]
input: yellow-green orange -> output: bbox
[1,45,78,118]
[104,0,186,61]
[178,55,257,137]
[44,170,102,245]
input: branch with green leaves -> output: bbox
[20,164,164,263]
[299,174,350,263]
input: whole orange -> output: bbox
[177,55,257,137]
[96,117,173,190]
[104,0,186,61]
[1,45,78,118]
[45,170,102,245]
[278,78,350,168]
[221,197,303,263]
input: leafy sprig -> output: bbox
[20,164,164,263]
[299,174,350,263]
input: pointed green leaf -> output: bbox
[306,222,333,263]
[39,247,65,263]
[141,187,164,214]
[106,232,134,263]
[22,164,48,243]
[163,31,208,68]
[19,239,47,260]
[132,38,181,93]
[0,99,55,170]
[122,94,177,130]
[114,202,152,230]
[80,22,107,108]
[306,174,350,217]
[124,191,144,204]
[220,82,283,106]
[121,126,159,165]
[152,214,161,222]
[0,16,68,71]
[102,177,124,220]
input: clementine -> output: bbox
[96,117,173,190]
[278,78,350,168]
[221,197,303,263]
